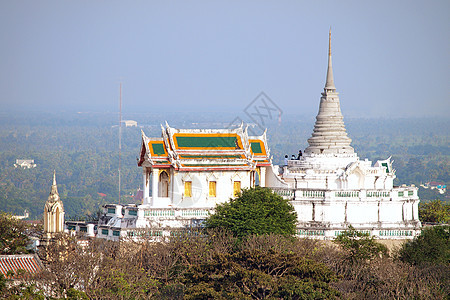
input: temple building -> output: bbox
[41,172,65,246]
[93,31,421,241]
[96,125,279,240]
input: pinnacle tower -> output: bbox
[304,30,354,155]
[43,171,65,240]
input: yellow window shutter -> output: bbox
[233,181,241,197]
[185,181,192,197]
[209,181,216,197]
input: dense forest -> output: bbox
[0,112,448,219]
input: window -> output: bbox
[185,181,192,197]
[233,181,241,197]
[113,230,120,237]
[107,208,115,214]
[128,210,137,216]
[209,181,217,197]
[102,229,109,235]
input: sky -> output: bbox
[0,1,449,118]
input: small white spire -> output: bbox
[325,28,336,90]
[52,170,56,186]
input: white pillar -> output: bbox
[260,167,266,187]
[152,168,159,206]
[143,168,150,204]
[115,205,123,217]
[87,224,95,237]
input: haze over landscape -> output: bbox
[0,0,449,118]
[0,2,449,298]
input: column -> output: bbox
[152,168,159,206]
[143,168,150,204]
[260,167,266,187]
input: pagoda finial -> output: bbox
[48,171,60,202]
[325,28,336,90]
[328,27,331,56]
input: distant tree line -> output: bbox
[0,114,448,219]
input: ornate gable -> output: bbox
[138,123,272,171]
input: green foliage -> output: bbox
[419,199,450,224]
[0,274,6,293]
[205,187,297,238]
[0,113,448,219]
[3,229,447,299]
[0,117,144,219]
[66,288,89,300]
[0,212,33,255]
[181,234,339,299]
[334,226,388,262]
[1,282,46,300]
[398,225,450,266]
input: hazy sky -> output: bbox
[0,1,448,118]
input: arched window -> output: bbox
[159,171,169,197]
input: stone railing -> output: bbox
[143,208,213,218]
[394,187,416,198]
[144,209,175,217]
[335,191,360,198]
[181,209,210,217]
[366,190,390,198]
[270,187,418,202]
[302,190,326,198]
[271,187,295,199]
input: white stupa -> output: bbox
[276,30,421,239]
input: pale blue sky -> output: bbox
[0,1,448,117]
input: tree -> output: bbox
[334,226,388,262]
[182,234,339,299]
[419,199,450,224]
[398,225,450,266]
[204,187,297,238]
[0,212,33,255]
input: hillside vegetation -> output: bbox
[0,112,448,219]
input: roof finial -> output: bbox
[325,27,336,90]
[53,170,56,186]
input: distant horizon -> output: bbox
[1,1,449,118]
[0,110,448,129]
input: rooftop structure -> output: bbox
[14,159,36,169]
[93,123,279,240]
[0,254,43,278]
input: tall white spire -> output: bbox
[325,28,335,90]
[304,30,354,156]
